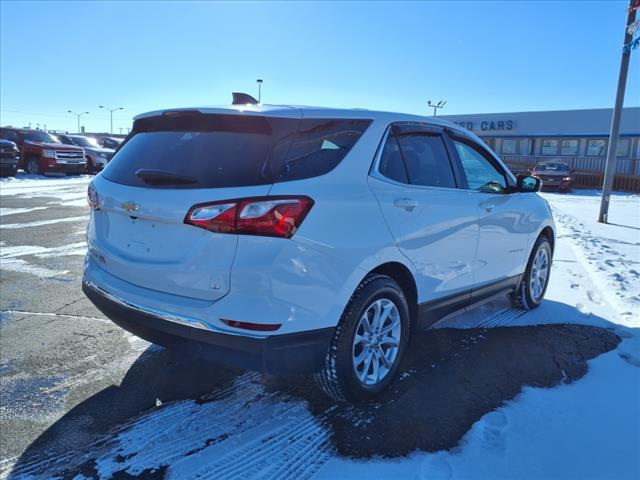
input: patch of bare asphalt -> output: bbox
[6,324,619,478]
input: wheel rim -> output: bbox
[352,298,401,386]
[529,246,549,301]
[27,161,38,174]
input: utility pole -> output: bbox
[99,105,124,134]
[68,110,89,133]
[599,0,637,223]
[427,100,447,116]
[256,79,263,103]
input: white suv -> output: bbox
[83,104,555,401]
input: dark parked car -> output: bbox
[531,161,574,193]
[0,139,20,177]
[100,136,123,149]
[0,128,85,175]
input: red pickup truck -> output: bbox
[0,127,86,175]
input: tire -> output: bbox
[513,235,552,310]
[26,158,41,175]
[314,274,410,402]
[86,156,95,174]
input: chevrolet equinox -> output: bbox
[83,104,555,401]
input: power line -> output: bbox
[1,108,111,120]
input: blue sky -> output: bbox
[1,0,638,133]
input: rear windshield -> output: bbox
[102,113,371,188]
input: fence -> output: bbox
[501,155,640,192]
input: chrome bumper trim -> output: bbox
[83,279,211,331]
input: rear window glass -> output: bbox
[102,114,371,188]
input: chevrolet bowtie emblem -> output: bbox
[121,201,139,212]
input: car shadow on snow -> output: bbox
[7,301,621,478]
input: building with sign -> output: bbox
[439,107,640,191]
[439,107,639,160]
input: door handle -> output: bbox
[394,198,418,211]
[480,201,496,212]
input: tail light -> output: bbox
[185,196,314,238]
[87,183,100,210]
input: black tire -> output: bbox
[513,235,552,310]
[26,157,41,175]
[86,156,95,174]
[314,274,411,402]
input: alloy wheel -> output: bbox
[352,298,402,386]
[529,246,549,300]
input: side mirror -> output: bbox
[516,174,541,193]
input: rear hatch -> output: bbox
[91,111,302,301]
[90,109,372,301]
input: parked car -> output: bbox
[56,134,115,172]
[0,128,85,175]
[100,136,124,150]
[0,139,20,177]
[531,161,574,193]
[82,105,555,402]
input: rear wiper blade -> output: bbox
[135,169,198,186]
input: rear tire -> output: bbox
[314,274,410,402]
[513,235,552,310]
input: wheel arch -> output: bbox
[368,261,419,329]
[539,225,555,255]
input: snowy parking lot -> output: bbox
[0,174,638,479]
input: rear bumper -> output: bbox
[82,280,334,375]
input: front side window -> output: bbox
[561,139,579,156]
[501,138,517,155]
[541,139,558,155]
[453,140,507,193]
[586,139,606,156]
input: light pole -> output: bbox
[256,79,263,103]
[99,105,124,134]
[598,0,636,223]
[427,100,447,116]
[68,110,89,133]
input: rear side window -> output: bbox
[396,134,456,188]
[377,130,456,188]
[378,135,408,183]
[273,119,371,182]
[102,114,371,189]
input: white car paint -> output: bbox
[83,104,555,341]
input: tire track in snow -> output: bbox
[4,373,335,480]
